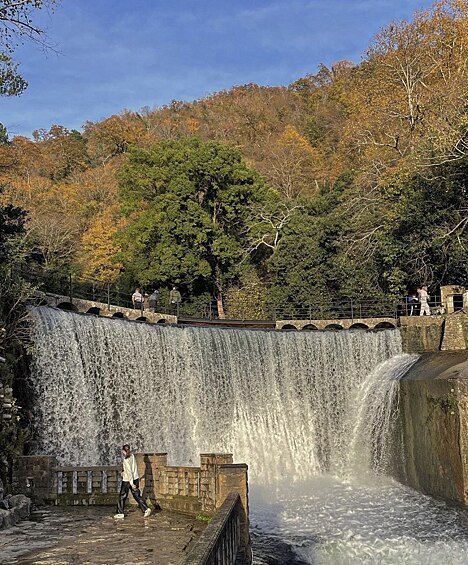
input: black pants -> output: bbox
[117,479,148,514]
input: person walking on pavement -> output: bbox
[132,288,144,311]
[114,444,151,519]
[419,285,431,316]
[169,286,182,315]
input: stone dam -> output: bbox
[8,305,468,564]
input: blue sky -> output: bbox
[2,0,434,138]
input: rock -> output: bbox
[0,494,31,529]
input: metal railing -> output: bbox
[25,269,446,322]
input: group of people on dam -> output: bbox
[403,286,434,316]
[131,287,182,314]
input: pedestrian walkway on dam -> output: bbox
[0,506,207,564]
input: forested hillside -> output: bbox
[1,0,466,317]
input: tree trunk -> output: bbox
[216,293,226,319]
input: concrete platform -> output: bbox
[0,506,206,564]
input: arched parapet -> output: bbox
[324,323,344,331]
[280,323,298,331]
[349,323,369,330]
[86,306,101,315]
[57,302,79,313]
[373,321,396,330]
[302,324,318,331]
[34,292,178,325]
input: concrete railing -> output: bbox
[182,492,251,565]
[53,465,121,505]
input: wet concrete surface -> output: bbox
[0,506,206,564]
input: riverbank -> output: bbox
[0,506,206,564]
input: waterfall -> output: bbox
[27,306,413,484]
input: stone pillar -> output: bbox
[441,285,466,314]
[200,453,233,513]
[218,463,250,562]
[131,453,167,505]
[12,456,57,502]
[147,453,167,500]
[217,463,249,513]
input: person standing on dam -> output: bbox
[114,444,152,519]
[418,285,431,316]
[132,288,144,311]
[169,286,182,315]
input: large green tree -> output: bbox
[117,138,274,317]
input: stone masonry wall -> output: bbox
[399,353,468,505]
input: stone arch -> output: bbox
[156,319,167,324]
[324,323,343,331]
[112,312,124,318]
[86,307,101,315]
[57,302,79,313]
[349,323,369,330]
[136,316,147,322]
[302,324,318,331]
[281,324,298,330]
[374,321,396,330]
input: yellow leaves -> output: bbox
[84,111,154,164]
[342,0,468,181]
[260,126,326,199]
[78,206,124,282]
[278,125,315,155]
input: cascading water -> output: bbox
[28,306,401,475]
[27,306,468,564]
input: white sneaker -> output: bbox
[144,508,152,518]
[114,513,125,519]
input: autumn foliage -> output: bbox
[0,0,466,313]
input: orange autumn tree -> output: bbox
[78,206,124,282]
[261,125,325,200]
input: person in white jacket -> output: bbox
[114,444,151,519]
[419,285,431,316]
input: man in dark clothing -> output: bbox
[148,290,159,312]
[169,286,182,315]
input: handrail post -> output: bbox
[69,274,73,303]
[350,299,354,322]
[107,281,111,311]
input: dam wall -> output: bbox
[400,312,468,353]
[399,353,468,504]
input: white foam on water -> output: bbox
[250,477,468,564]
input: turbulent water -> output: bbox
[27,306,468,564]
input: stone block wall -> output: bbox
[441,314,468,351]
[12,455,57,502]
[131,453,248,517]
[399,316,445,352]
[399,353,468,504]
